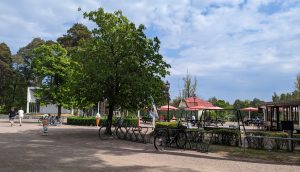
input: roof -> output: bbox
[259,99,300,107]
[184,97,214,108]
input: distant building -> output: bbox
[178,97,214,120]
[26,87,71,114]
[179,97,214,108]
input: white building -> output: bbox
[26,87,71,114]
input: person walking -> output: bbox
[18,108,24,126]
[8,108,17,126]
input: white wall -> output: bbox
[40,104,71,114]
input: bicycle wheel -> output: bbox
[116,127,125,139]
[154,131,168,151]
[175,131,187,149]
[98,126,107,140]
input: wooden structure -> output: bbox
[259,100,300,130]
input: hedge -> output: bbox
[245,131,300,150]
[67,116,96,126]
[210,128,240,146]
[67,116,138,127]
[155,122,185,129]
[246,131,288,137]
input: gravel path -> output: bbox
[0,119,299,172]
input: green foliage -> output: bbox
[32,43,72,115]
[67,116,96,126]
[246,131,288,137]
[17,38,45,86]
[72,8,170,132]
[210,128,240,146]
[67,116,138,127]
[155,122,184,129]
[57,23,92,52]
[272,74,300,101]
[0,42,13,111]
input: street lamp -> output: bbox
[165,81,170,122]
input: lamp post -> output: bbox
[165,81,170,122]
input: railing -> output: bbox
[185,130,212,153]
[99,124,154,143]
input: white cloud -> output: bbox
[1,0,300,101]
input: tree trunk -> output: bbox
[58,105,62,117]
[106,103,114,135]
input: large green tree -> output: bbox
[32,43,72,116]
[77,8,170,133]
[57,23,94,111]
[57,23,92,52]
[17,38,45,86]
[0,42,14,110]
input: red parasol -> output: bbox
[158,105,178,111]
[241,107,258,112]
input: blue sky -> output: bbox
[1,0,300,103]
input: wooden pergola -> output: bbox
[259,100,300,130]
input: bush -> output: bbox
[67,116,138,127]
[210,129,240,146]
[246,131,290,150]
[155,122,184,129]
[67,116,96,126]
[246,131,288,137]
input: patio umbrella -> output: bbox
[241,107,258,120]
[158,105,178,111]
[158,105,178,122]
[241,107,258,112]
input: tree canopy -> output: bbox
[0,43,13,108]
[32,43,72,116]
[74,8,170,132]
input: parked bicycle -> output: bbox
[98,117,126,139]
[38,115,62,126]
[154,122,187,151]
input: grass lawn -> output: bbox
[210,145,300,164]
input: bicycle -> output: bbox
[154,122,187,151]
[98,117,125,139]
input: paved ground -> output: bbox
[0,119,299,172]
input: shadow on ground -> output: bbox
[0,125,299,172]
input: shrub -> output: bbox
[245,131,291,150]
[246,131,288,137]
[210,129,240,146]
[67,116,138,127]
[155,122,184,129]
[67,116,96,126]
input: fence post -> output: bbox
[288,131,293,152]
